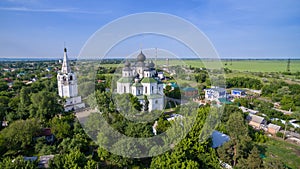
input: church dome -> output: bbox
[137,51,146,62]
[149,60,155,68]
[144,63,150,71]
[124,60,130,67]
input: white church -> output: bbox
[117,51,165,112]
[57,48,85,111]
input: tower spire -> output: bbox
[61,48,71,73]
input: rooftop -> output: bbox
[141,77,157,83]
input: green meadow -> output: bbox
[154,59,300,73]
[96,59,300,73]
[262,138,300,169]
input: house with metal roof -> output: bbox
[267,123,281,135]
[247,114,267,129]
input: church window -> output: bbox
[145,87,147,94]
[152,86,154,93]
[138,89,140,94]
[124,86,126,93]
[159,87,161,91]
[155,100,158,104]
[70,75,73,80]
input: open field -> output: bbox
[95,59,300,72]
[262,138,300,169]
[168,60,300,73]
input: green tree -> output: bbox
[50,116,72,140]
[0,156,37,169]
[246,146,262,169]
[0,118,41,154]
[218,111,252,167]
[0,82,8,91]
[49,149,87,169]
[30,90,63,120]
[0,96,10,120]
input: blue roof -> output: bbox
[212,130,230,148]
[232,89,245,92]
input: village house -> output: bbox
[38,155,55,168]
[267,123,281,135]
[204,87,226,101]
[36,128,55,143]
[231,89,246,98]
[239,106,259,114]
[247,114,267,129]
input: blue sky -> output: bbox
[0,0,299,59]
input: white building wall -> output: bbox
[117,82,131,94]
[141,83,151,95]
[136,67,144,78]
[148,97,164,112]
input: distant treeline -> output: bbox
[226,77,263,90]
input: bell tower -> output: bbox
[57,48,85,111]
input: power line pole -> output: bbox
[287,58,290,72]
[155,48,157,68]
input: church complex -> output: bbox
[117,51,165,112]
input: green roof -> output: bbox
[117,77,133,83]
[218,98,232,104]
[141,77,157,83]
[147,94,164,99]
[182,87,197,92]
[132,82,143,87]
[137,94,164,100]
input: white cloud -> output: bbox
[0,6,111,14]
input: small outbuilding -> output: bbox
[267,123,281,135]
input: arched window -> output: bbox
[124,86,126,93]
[145,86,147,94]
[69,75,73,81]
[152,86,154,93]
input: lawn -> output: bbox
[261,138,300,169]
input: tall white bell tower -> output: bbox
[57,48,85,111]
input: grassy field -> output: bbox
[155,59,300,73]
[95,59,300,73]
[262,138,300,169]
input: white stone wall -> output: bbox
[117,82,131,94]
[149,97,164,111]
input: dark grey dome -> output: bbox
[137,51,146,62]
[136,61,144,67]
[124,60,130,67]
[123,67,131,71]
[149,60,155,68]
